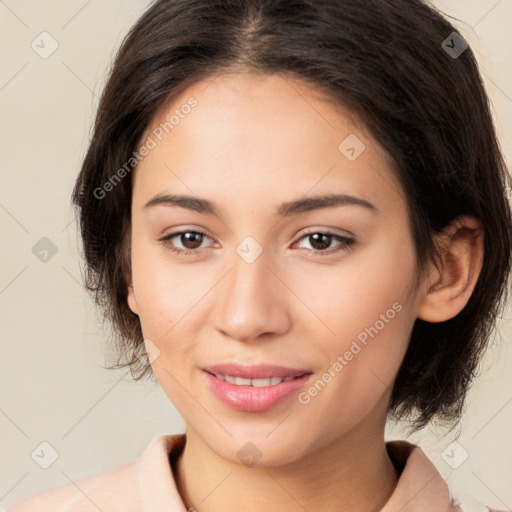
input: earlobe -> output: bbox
[417,216,484,323]
[127,282,139,316]
[121,231,139,316]
[125,270,139,316]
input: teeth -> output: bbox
[213,373,297,386]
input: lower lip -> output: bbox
[202,371,313,412]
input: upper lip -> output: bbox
[203,363,313,379]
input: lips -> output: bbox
[203,370,313,412]
[202,363,312,380]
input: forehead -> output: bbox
[133,72,403,218]
[146,71,365,150]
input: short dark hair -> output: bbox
[72,0,512,432]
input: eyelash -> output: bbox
[158,229,356,257]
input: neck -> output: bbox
[173,421,398,512]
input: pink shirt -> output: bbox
[7,434,503,512]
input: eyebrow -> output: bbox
[143,192,379,217]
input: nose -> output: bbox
[213,248,292,344]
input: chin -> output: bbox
[199,428,309,468]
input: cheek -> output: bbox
[293,230,416,404]
[295,229,415,341]
[130,238,181,337]
[129,237,209,378]
[294,283,413,437]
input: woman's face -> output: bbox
[127,72,422,465]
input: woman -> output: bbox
[9,0,511,510]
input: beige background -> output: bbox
[1,0,511,509]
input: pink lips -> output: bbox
[202,363,313,412]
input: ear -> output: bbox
[416,215,484,323]
[126,272,139,316]
[122,242,139,316]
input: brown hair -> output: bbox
[72,0,512,432]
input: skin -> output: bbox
[126,71,484,512]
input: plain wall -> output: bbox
[1,0,511,510]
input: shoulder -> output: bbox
[448,480,508,512]
[450,492,509,512]
[6,458,141,512]
[386,440,507,512]
[451,500,509,512]
[6,434,185,512]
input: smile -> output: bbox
[208,373,299,387]
[203,370,313,412]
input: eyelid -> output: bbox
[298,226,356,239]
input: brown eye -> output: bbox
[308,233,332,251]
[159,230,213,256]
[294,231,356,256]
[179,231,205,249]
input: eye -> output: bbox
[159,230,215,256]
[293,230,356,256]
[159,229,356,257]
